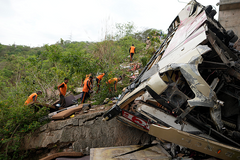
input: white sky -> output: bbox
[0,0,219,47]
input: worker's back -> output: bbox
[25,93,37,105]
[108,78,118,84]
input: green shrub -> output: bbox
[141,56,148,67]
[146,47,156,55]
[0,100,49,159]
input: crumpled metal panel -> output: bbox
[158,26,208,73]
[103,0,240,157]
[163,6,207,58]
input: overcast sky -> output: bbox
[0,0,219,47]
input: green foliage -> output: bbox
[115,22,135,40]
[0,22,166,158]
[141,56,148,67]
[0,100,49,159]
[146,47,156,55]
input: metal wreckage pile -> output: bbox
[103,0,240,159]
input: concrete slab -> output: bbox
[90,144,171,160]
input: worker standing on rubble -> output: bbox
[146,37,151,49]
[96,73,105,93]
[58,78,69,108]
[81,76,93,103]
[81,73,92,87]
[107,76,122,92]
[24,91,42,105]
[129,44,135,62]
[84,73,93,89]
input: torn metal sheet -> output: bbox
[103,0,240,158]
[140,64,159,82]
[137,104,202,133]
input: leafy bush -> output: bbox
[141,56,148,67]
[0,100,49,159]
[0,22,165,159]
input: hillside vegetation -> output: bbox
[0,22,166,159]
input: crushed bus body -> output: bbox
[103,0,240,159]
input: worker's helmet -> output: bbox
[147,37,149,39]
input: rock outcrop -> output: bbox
[23,110,152,157]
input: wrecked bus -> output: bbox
[103,0,240,159]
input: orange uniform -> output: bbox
[82,79,91,93]
[58,82,67,96]
[81,79,91,103]
[96,73,105,93]
[107,78,119,92]
[129,46,135,62]
[130,46,135,53]
[97,73,105,81]
[84,74,90,83]
[25,93,38,105]
[84,74,93,88]
[107,78,118,84]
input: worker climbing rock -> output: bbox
[106,76,122,92]
[58,78,69,108]
[146,37,151,50]
[24,90,42,105]
[96,73,105,93]
[81,76,93,103]
[129,44,135,62]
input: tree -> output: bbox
[115,22,136,40]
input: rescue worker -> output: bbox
[81,73,92,87]
[129,44,136,62]
[24,91,42,105]
[146,37,151,49]
[84,73,93,89]
[96,73,105,93]
[107,76,122,92]
[58,78,69,108]
[81,76,93,103]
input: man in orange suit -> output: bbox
[58,78,69,108]
[107,76,122,92]
[129,44,136,62]
[24,91,42,105]
[81,76,93,103]
[96,73,105,93]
